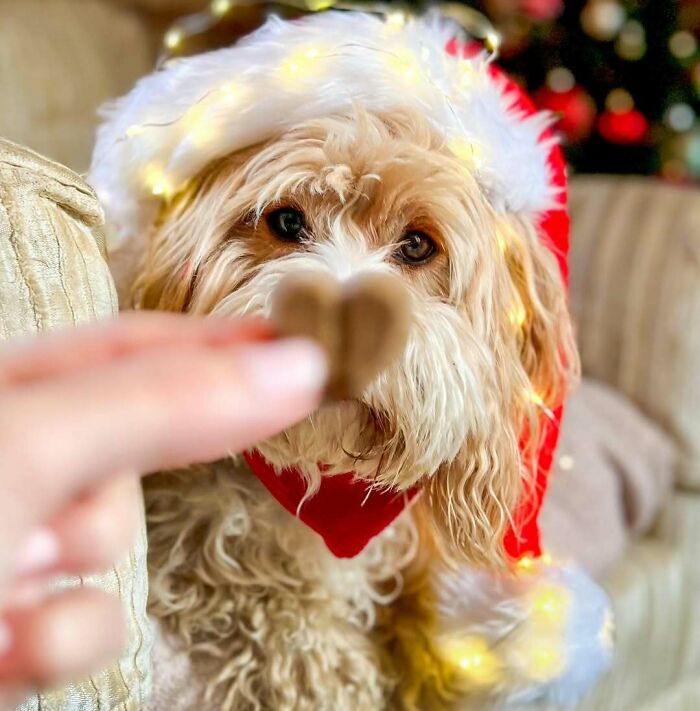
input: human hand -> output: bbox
[0,313,327,705]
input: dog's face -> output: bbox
[131,107,576,565]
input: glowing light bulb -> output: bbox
[280,47,323,86]
[525,641,566,681]
[388,50,423,84]
[485,30,501,56]
[151,178,170,197]
[509,302,527,328]
[220,82,239,101]
[441,637,502,685]
[449,138,485,170]
[525,388,555,419]
[526,389,544,406]
[151,180,168,197]
[530,584,570,622]
[458,60,477,89]
[386,11,407,30]
[219,81,241,102]
[145,167,173,198]
[497,231,509,254]
[540,551,553,566]
[306,0,334,9]
[126,124,145,138]
[164,28,184,50]
[182,102,213,146]
[559,454,575,471]
[527,388,555,420]
[517,555,536,572]
[211,0,232,16]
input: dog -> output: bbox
[130,105,576,708]
[93,12,578,710]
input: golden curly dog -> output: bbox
[115,104,576,709]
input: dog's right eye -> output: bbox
[267,207,306,242]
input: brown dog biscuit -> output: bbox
[271,271,341,356]
[337,273,411,399]
[271,271,411,400]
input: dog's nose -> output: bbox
[271,271,411,400]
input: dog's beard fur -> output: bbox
[127,106,578,567]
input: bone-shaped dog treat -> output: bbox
[271,272,411,400]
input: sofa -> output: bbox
[541,176,700,711]
[1,1,699,709]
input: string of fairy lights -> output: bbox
[135,3,595,680]
[125,6,495,200]
[437,554,614,687]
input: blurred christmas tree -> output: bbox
[471,0,700,180]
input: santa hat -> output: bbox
[89,10,612,703]
[89,11,560,250]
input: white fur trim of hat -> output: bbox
[89,11,559,250]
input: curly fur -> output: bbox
[124,106,578,709]
[146,460,418,709]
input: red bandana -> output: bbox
[243,450,421,558]
[244,52,569,563]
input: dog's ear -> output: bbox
[497,212,579,415]
[127,177,216,312]
[126,152,255,313]
[423,212,579,569]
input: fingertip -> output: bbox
[0,590,125,688]
[234,338,329,401]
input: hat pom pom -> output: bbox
[434,557,614,706]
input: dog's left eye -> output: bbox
[267,207,306,242]
[395,231,437,265]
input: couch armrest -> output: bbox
[568,176,700,489]
[0,138,152,710]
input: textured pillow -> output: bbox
[0,138,152,710]
[540,378,676,578]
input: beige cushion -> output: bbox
[0,138,151,710]
[569,177,700,490]
[0,0,154,173]
[540,379,675,578]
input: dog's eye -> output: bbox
[267,207,306,242]
[395,231,437,265]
